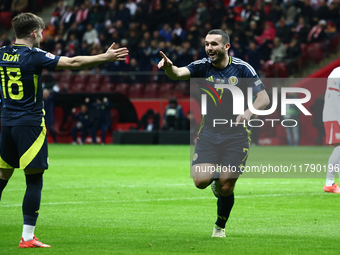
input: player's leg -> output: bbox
[192,163,219,189]
[0,126,18,200]
[191,136,220,189]
[211,139,249,237]
[13,126,50,248]
[324,143,340,193]
[0,168,14,200]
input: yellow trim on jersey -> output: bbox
[19,126,46,169]
[197,115,205,139]
[229,56,232,65]
[0,156,13,169]
[206,75,214,82]
[243,125,251,145]
[12,44,29,47]
[34,74,38,103]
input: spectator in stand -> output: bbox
[328,2,339,24]
[127,30,139,57]
[77,41,89,56]
[87,97,113,144]
[240,4,254,24]
[255,21,276,45]
[88,5,103,33]
[172,22,186,46]
[71,104,93,145]
[149,39,161,69]
[82,23,98,45]
[43,86,59,144]
[0,0,12,12]
[210,0,225,29]
[196,1,210,26]
[276,18,292,44]
[292,16,310,44]
[308,19,326,43]
[267,4,283,26]
[159,23,173,42]
[259,39,272,63]
[0,33,10,47]
[324,21,337,39]
[113,2,130,28]
[245,21,263,42]
[246,40,262,73]
[137,109,160,131]
[270,37,287,62]
[125,0,137,16]
[315,0,329,21]
[230,37,246,60]
[173,41,195,67]
[104,0,117,23]
[60,5,75,30]
[296,0,315,26]
[67,33,79,49]
[75,3,89,32]
[11,0,28,17]
[65,44,76,58]
[284,0,297,27]
[285,38,301,75]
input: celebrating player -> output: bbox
[322,67,340,193]
[158,29,270,237]
[0,12,128,248]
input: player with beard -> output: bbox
[0,12,128,248]
[158,29,270,237]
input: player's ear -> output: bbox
[225,43,231,51]
[31,30,37,39]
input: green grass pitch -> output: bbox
[1,145,339,254]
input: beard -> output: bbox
[206,49,225,64]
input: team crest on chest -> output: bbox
[228,76,238,85]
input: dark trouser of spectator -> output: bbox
[71,127,90,144]
[46,122,57,143]
[91,121,111,144]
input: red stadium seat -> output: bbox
[143,83,159,98]
[69,82,85,93]
[158,83,174,98]
[85,75,102,92]
[128,83,144,98]
[73,74,89,84]
[174,82,189,98]
[99,82,115,92]
[306,43,323,63]
[113,83,129,96]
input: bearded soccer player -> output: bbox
[0,13,128,248]
[322,67,340,193]
[158,29,270,237]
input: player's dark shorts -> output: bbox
[192,131,250,174]
[0,126,48,169]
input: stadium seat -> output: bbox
[99,82,115,92]
[69,81,85,93]
[58,72,74,91]
[174,82,189,98]
[158,83,174,98]
[128,83,144,98]
[73,74,89,84]
[306,43,323,63]
[274,62,289,78]
[143,82,159,98]
[85,75,102,92]
[113,83,129,96]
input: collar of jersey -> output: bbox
[13,43,31,49]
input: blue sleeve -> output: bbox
[242,64,266,96]
[33,48,60,70]
[185,58,208,78]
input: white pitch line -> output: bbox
[3,181,322,192]
[0,192,328,208]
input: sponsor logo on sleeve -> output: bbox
[45,52,55,59]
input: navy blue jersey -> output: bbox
[186,57,266,135]
[0,44,60,126]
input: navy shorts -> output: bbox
[192,131,250,173]
[0,126,48,169]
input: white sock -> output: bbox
[326,146,340,186]
[22,224,35,241]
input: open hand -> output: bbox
[106,42,129,61]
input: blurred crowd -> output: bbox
[1,0,339,78]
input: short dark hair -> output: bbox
[12,13,45,39]
[207,29,230,45]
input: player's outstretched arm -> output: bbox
[157,51,190,80]
[56,42,128,70]
[236,90,270,126]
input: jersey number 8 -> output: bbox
[0,67,24,100]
